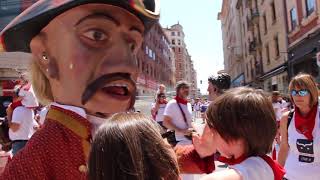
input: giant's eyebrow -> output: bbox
[75,12,120,26]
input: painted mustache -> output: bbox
[81,73,136,110]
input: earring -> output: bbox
[69,63,74,70]
[42,53,49,61]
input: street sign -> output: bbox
[317,52,320,67]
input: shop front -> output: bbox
[231,73,245,87]
[288,30,320,84]
[260,64,289,93]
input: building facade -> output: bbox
[220,0,289,92]
[163,23,198,98]
[136,23,176,96]
[218,0,245,87]
[286,0,320,84]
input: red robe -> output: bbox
[1,105,91,180]
[1,105,214,179]
[175,145,215,174]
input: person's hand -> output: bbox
[192,124,216,158]
[177,128,194,135]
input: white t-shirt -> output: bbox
[163,99,192,142]
[9,106,37,141]
[19,85,39,108]
[284,106,320,180]
[230,156,274,180]
[152,103,167,122]
[194,102,201,111]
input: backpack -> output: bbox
[287,109,294,129]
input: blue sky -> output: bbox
[160,0,224,94]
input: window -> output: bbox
[290,8,297,30]
[306,0,315,17]
[263,14,268,34]
[177,32,181,36]
[153,52,156,60]
[274,36,280,57]
[145,46,149,55]
[266,44,270,64]
[149,49,153,58]
[171,32,175,36]
[172,39,175,45]
[178,48,181,53]
[178,40,181,45]
[271,2,276,23]
[246,63,249,78]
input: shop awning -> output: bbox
[259,64,287,81]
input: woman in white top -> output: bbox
[278,73,320,180]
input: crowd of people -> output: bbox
[0,0,319,180]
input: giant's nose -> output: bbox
[98,32,139,79]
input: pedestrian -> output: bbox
[151,92,167,129]
[163,81,194,146]
[88,112,179,180]
[9,96,38,156]
[207,73,231,102]
[193,98,201,119]
[163,81,196,180]
[278,73,320,180]
[197,87,285,180]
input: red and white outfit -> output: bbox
[284,104,320,180]
[151,103,167,123]
[217,155,285,180]
[163,97,193,145]
[17,83,39,108]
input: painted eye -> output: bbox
[83,30,108,41]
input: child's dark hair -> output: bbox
[206,87,277,156]
[208,73,231,92]
[88,113,179,180]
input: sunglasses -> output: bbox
[129,0,160,18]
[291,89,309,97]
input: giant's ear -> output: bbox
[29,34,59,80]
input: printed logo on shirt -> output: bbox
[296,139,314,163]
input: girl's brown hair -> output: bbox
[88,113,179,180]
[289,73,318,107]
[206,87,277,156]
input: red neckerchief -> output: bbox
[217,155,247,165]
[218,154,285,180]
[294,104,317,140]
[260,155,285,180]
[175,96,188,105]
